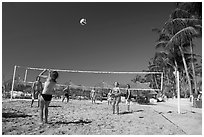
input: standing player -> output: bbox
[38,69,59,124]
[62,85,70,103]
[125,84,132,112]
[31,76,43,107]
[90,88,96,104]
[112,82,122,115]
[107,89,113,105]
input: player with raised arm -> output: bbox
[38,69,59,124]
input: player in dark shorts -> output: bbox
[62,85,70,103]
[38,69,59,124]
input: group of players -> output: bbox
[31,69,132,124]
[90,82,132,114]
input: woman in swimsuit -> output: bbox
[112,82,121,115]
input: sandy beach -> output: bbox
[2,98,202,135]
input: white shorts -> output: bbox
[126,100,131,105]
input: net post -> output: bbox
[160,72,164,91]
[10,65,17,100]
[24,69,28,83]
[177,70,180,114]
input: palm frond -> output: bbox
[177,2,202,19]
[155,41,168,49]
[167,26,199,49]
[148,64,160,70]
[163,18,201,35]
[158,33,171,42]
[155,51,168,56]
[183,52,202,58]
[193,25,202,37]
[170,8,191,19]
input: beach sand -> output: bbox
[2,98,202,135]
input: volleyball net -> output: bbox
[9,65,163,100]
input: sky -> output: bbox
[2,2,202,86]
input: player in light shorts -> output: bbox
[31,76,43,107]
[90,88,96,104]
[107,89,113,105]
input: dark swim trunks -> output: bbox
[41,94,52,101]
[65,93,69,97]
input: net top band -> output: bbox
[16,65,163,74]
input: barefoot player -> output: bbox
[38,69,59,124]
[62,85,70,103]
[112,82,122,115]
[125,84,132,112]
[31,76,43,107]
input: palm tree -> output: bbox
[148,53,168,89]
[153,2,202,98]
[173,2,202,96]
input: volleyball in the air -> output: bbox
[80,18,87,25]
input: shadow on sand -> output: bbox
[95,102,103,105]
[53,119,92,125]
[120,109,144,115]
[49,105,62,108]
[2,112,32,118]
[119,111,133,115]
[134,109,144,112]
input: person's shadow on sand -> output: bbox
[119,111,133,115]
[2,112,32,118]
[119,109,144,115]
[51,119,92,125]
[48,105,62,108]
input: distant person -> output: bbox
[112,82,122,115]
[90,88,96,104]
[62,85,70,103]
[31,76,43,107]
[125,84,132,112]
[107,89,113,105]
[197,91,202,100]
[100,91,103,102]
[38,69,59,124]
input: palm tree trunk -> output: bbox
[154,74,159,89]
[174,60,179,98]
[190,41,198,96]
[167,68,170,84]
[178,46,193,97]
